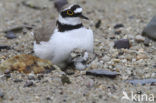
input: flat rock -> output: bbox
[24,81,34,87]
[135,35,145,42]
[22,0,47,10]
[136,53,148,60]
[0,45,10,50]
[142,16,156,40]
[114,39,130,49]
[114,24,124,29]
[86,69,119,78]
[128,79,156,85]
[5,32,17,39]
[0,54,55,74]
[14,79,23,83]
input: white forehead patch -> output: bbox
[74,8,83,13]
[67,5,73,9]
[63,5,73,11]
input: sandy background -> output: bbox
[0,0,156,103]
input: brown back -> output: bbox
[34,20,56,44]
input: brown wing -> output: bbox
[34,20,56,44]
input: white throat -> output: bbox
[58,15,82,25]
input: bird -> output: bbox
[33,4,94,69]
[70,48,95,70]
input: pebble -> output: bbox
[114,39,130,49]
[128,78,156,85]
[113,24,124,29]
[142,16,156,40]
[136,53,147,60]
[144,38,150,46]
[28,73,35,80]
[46,96,52,101]
[0,45,10,50]
[113,59,120,63]
[54,0,68,12]
[44,66,55,74]
[103,55,111,62]
[61,74,71,85]
[135,35,145,42]
[153,64,156,68]
[4,69,11,74]
[24,81,34,87]
[5,73,11,78]
[86,69,119,78]
[37,74,44,80]
[5,32,17,39]
[22,1,46,10]
[14,79,23,83]
[86,79,94,88]
[0,90,4,98]
[64,69,75,75]
[114,30,121,35]
[95,20,101,28]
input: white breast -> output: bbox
[34,27,93,67]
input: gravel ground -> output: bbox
[0,0,156,103]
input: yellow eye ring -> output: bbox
[67,10,74,16]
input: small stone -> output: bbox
[118,51,124,56]
[35,95,40,101]
[136,54,147,60]
[61,74,71,85]
[44,66,55,73]
[54,0,68,12]
[14,79,23,83]
[113,59,120,63]
[46,96,52,101]
[95,20,101,28]
[144,38,150,46]
[0,45,10,50]
[86,69,119,78]
[142,16,156,40]
[37,74,44,80]
[128,79,156,85]
[65,69,75,75]
[110,36,115,40]
[0,90,4,98]
[4,69,11,74]
[114,24,124,29]
[114,30,121,35]
[5,32,17,39]
[135,35,145,42]
[22,1,46,10]
[5,73,11,78]
[128,15,135,19]
[138,48,144,53]
[86,79,94,88]
[28,73,35,80]
[24,81,34,87]
[114,39,130,49]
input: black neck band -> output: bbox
[56,21,83,32]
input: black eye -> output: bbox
[67,10,74,16]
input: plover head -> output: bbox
[56,4,88,32]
